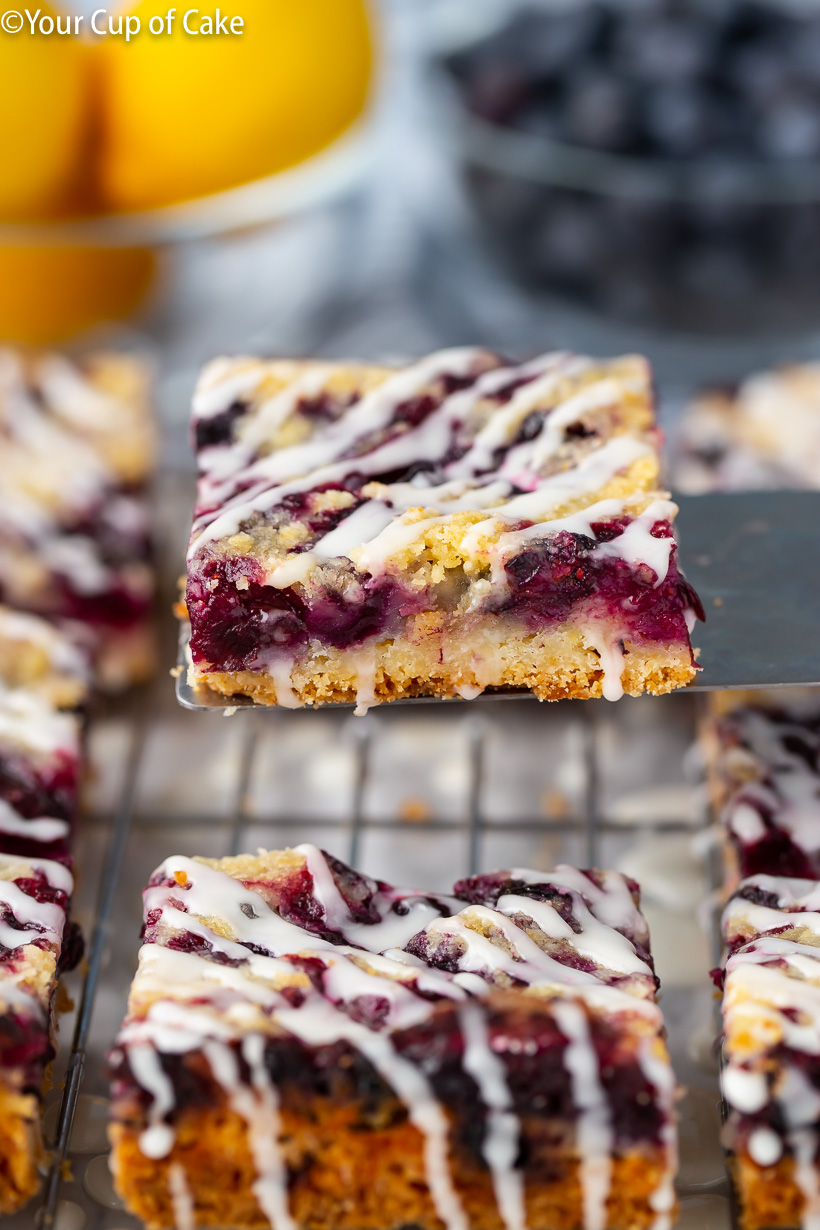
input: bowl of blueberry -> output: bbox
[439,0,820,335]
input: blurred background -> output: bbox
[5,0,820,450]
[3,15,816,1226]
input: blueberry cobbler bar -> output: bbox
[0,851,78,1210]
[719,875,820,1230]
[703,692,820,891]
[0,348,157,691]
[0,610,86,1208]
[675,364,820,493]
[109,844,678,1230]
[184,348,703,709]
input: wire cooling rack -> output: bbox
[21,477,730,1230]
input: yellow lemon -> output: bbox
[0,246,156,343]
[97,0,374,211]
[0,6,90,219]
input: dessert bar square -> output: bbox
[704,692,820,889]
[185,348,702,709]
[0,850,78,1212]
[0,348,157,691]
[0,609,85,1209]
[720,875,820,1230]
[109,845,678,1230]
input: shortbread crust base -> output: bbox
[111,1107,673,1230]
[190,620,697,707]
[730,1151,810,1230]
[0,1082,43,1214]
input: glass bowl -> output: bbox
[435,61,820,337]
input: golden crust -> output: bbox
[0,1080,44,1214]
[730,1150,808,1230]
[190,620,697,708]
[110,1103,674,1230]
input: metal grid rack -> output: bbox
[17,481,728,1230]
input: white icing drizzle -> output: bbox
[128,1044,177,1159]
[204,1037,296,1230]
[267,658,301,710]
[459,1002,526,1230]
[37,352,141,444]
[0,883,64,950]
[244,1032,297,1230]
[116,848,674,1229]
[351,645,377,716]
[0,798,69,845]
[583,628,625,704]
[0,350,123,541]
[722,874,820,946]
[0,351,153,655]
[187,349,668,595]
[0,852,72,952]
[193,358,269,420]
[484,495,676,586]
[0,686,80,759]
[716,704,820,860]
[277,994,469,1230]
[748,1126,783,1167]
[552,999,613,1230]
[0,606,88,682]
[495,890,652,983]
[637,1040,678,1230]
[167,1161,196,1230]
[0,978,48,1020]
[312,500,396,560]
[190,348,493,549]
[201,369,334,484]
[511,865,650,940]
[792,1126,820,1230]
[721,873,820,1211]
[722,1065,769,1115]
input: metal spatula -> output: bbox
[176,490,820,711]
[675,490,820,691]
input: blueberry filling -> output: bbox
[194,401,247,452]
[733,885,783,911]
[493,525,697,650]
[731,819,818,881]
[0,1012,55,1092]
[111,1003,666,1153]
[187,559,426,666]
[188,514,699,674]
[0,753,78,828]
